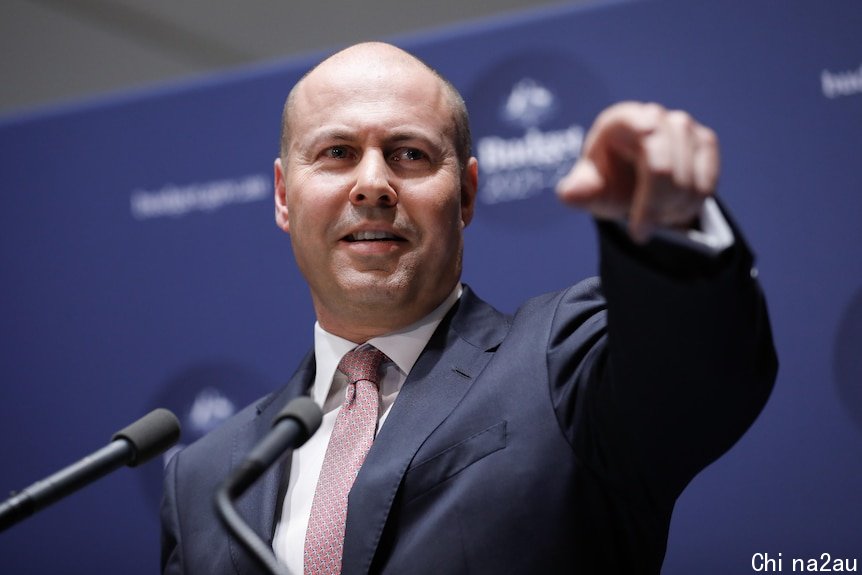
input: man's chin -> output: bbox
[341,281,407,307]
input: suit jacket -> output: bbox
[161,222,777,574]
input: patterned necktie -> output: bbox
[303,345,387,575]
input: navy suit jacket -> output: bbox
[161,222,777,574]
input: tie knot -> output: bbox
[337,346,387,386]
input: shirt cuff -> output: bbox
[649,197,735,255]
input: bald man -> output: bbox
[161,42,776,575]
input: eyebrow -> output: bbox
[388,132,441,146]
[300,126,447,150]
[304,129,353,145]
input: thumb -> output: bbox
[556,159,605,205]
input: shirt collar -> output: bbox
[311,284,462,406]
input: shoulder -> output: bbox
[453,280,608,353]
[514,278,607,334]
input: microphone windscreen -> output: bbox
[112,408,181,467]
[275,397,322,444]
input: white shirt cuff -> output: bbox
[650,197,735,254]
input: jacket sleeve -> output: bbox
[548,211,778,505]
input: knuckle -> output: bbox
[697,126,719,147]
[643,102,665,115]
[666,110,694,129]
[643,102,668,121]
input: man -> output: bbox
[161,42,777,574]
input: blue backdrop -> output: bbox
[2,1,860,573]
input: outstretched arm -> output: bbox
[549,101,777,500]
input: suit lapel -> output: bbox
[341,288,509,575]
[228,351,316,574]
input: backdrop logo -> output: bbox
[502,78,557,128]
[821,63,862,99]
[159,386,239,465]
[467,50,608,227]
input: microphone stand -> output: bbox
[215,397,321,575]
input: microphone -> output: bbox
[0,408,181,532]
[215,396,322,575]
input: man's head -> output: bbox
[280,45,473,173]
[274,42,479,343]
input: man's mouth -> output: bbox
[344,230,405,242]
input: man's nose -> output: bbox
[349,151,397,207]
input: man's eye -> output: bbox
[392,148,426,162]
[325,146,349,159]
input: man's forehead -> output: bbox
[300,47,438,96]
[290,52,448,125]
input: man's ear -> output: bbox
[274,158,290,233]
[460,157,479,228]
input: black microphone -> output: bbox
[215,396,322,575]
[0,408,181,532]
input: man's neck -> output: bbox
[313,284,463,343]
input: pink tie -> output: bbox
[304,346,387,575]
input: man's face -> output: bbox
[275,47,477,341]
